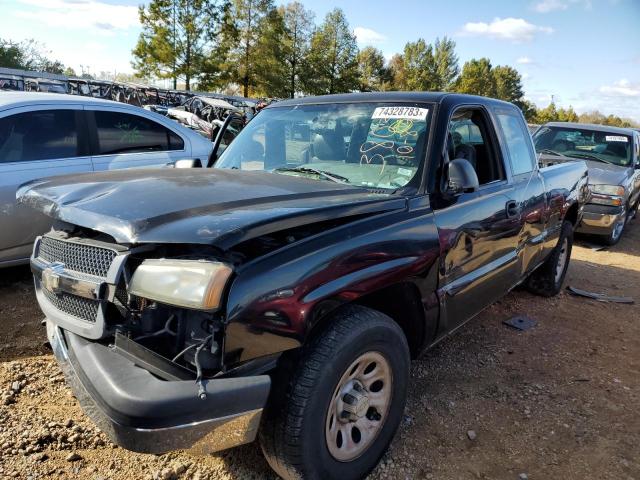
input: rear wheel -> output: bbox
[526,220,573,297]
[259,305,409,480]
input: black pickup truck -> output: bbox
[20,93,588,480]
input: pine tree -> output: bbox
[301,8,359,95]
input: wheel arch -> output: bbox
[563,201,580,227]
[306,280,438,359]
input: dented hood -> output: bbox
[18,169,406,249]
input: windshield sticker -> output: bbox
[397,167,413,177]
[605,135,628,143]
[372,107,428,121]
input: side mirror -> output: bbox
[447,158,479,193]
[174,158,202,169]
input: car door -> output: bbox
[87,107,190,171]
[0,106,92,266]
[434,105,524,332]
[493,106,547,276]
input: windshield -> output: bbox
[533,126,632,167]
[215,102,432,190]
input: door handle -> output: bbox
[506,200,520,219]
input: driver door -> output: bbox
[434,106,523,332]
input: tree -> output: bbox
[219,0,277,97]
[63,67,78,77]
[492,65,524,104]
[557,106,578,122]
[252,8,289,97]
[0,39,25,69]
[519,99,538,123]
[535,101,558,124]
[301,8,359,95]
[432,36,459,90]
[132,0,225,90]
[280,1,314,97]
[357,46,386,92]
[386,53,406,90]
[455,58,497,98]
[389,37,459,92]
[0,38,66,73]
[402,39,437,91]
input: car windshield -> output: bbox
[215,102,432,190]
[533,126,632,167]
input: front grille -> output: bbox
[39,236,117,278]
[42,288,99,323]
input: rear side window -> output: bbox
[94,111,184,155]
[0,110,78,163]
[496,109,536,175]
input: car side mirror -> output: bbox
[447,158,479,194]
[174,158,202,169]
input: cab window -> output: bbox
[448,108,505,185]
[496,109,536,176]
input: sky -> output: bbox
[1,0,639,120]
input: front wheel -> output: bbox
[259,305,410,480]
[526,220,573,297]
[603,206,627,246]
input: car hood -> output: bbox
[18,168,406,249]
[539,154,630,186]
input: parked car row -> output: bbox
[0,67,259,120]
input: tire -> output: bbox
[526,220,573,297]
[602,205,628,246]
[259,305,410,480]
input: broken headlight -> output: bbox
[130,259,232,311]
[589,184,625,207]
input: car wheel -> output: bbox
[259,305,410,480]
[526,220,573,297]
[603,206,627,246]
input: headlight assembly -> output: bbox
[130,259,233,311]
[590,184,625,196]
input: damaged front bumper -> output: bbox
[46,320,271,455]
[576,203,625,236]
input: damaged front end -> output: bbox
[32,228,270,454]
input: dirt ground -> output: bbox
[0,219,638,480]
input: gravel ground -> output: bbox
[0,219,638,480]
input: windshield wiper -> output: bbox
[537,148,566,157]
[566,152,614,165]
[273,166,350,184]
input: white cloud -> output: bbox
[517,56,534,64]
[460,18,553,42]
[353,27,387,45]
[532,0,592,13]
[599,79,640,97]
[15,0,139,33]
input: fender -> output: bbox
[222,203,441,365]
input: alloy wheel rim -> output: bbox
[611,213,626,242]
[325,351,393,462]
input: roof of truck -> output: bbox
[543,121,637,135]
[270,91,516,108]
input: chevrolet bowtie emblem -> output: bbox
[42,262,65,294]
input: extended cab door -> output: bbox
[86,107,189,171]
[493,106,547,276]
[0,106,92,265]
[433,105,525,332]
